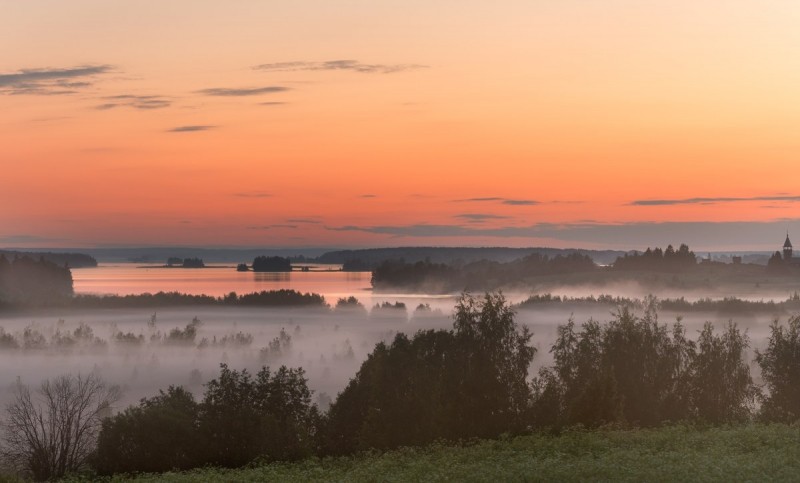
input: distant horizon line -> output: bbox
[0,245,779,255]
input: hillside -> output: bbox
[318,246,627,267]
[69,425,800,482]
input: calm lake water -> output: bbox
[71,264,458,310]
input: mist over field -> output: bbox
[0,296,787,413]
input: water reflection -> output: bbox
[254,272,291,282]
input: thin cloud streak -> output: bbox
[457,197,540,206]
[455,214,511,221]
[98,95,171,110]
[167,125,216,132]
[197,86,289,96]
[0,65,112,95]
[631,195,800,206]
[253,60,427,74]
[327,220,800,249]
[233,191,271,198]
[286,218,321,224]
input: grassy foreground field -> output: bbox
[64,424,800,482]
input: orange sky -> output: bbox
[2,1,800,250]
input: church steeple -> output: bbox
[784,231,793,260]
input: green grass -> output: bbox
[71,424,800,482]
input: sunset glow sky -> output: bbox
[3,1,800,250]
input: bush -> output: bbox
[531,299,756,428]
[757,316,800,422]
[324,292,535,453]
[93,387,201,475]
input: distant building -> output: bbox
[785,233,793,261]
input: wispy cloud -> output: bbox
[360,194,377,198]
[503,199,539,206]
[455,213,511,222]
[457,197,540,206]
[631,195,800,206]
[167,125,216,133]
[286,218,321,224]
[197,86,289,97]
[97,94,171,110]
[248,224,298,230]
[254,60,427,74]
[0,65,112,95]
[0,234,65,245]
[233,191,271,198]
[326,220,800,249]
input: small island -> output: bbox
[251,256,292,272]
[165,257,205,268]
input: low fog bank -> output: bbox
[0,305,453,410]
[1,297,794,412]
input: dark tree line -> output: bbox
[69,289,327,309]
[13,294,800,480]
[93,366,320,474]
[0,255,73,306]
[0,250,97,268]
[252,256,292,272]
[371,253,597,292]
[612,244,697,272]
[531,298,756,428]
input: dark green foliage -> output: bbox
[199,365,319,467]
[0,255,73,305]
[70,289,327,308]
[767,251,788,273]
[234,290,325,307]
[370,259,456,290]
[93,387,201,475]
[165,318,202,345]
[93,365,320,475]
[341,259,370,271]
[334,296,366,313]
[181,258,205,268]
[613,244,697,272]
[0,250,96,268]
[73,425,800,483]
[370,254,597,292]
[757,316,800,422]
[252,256,292,272]
[325,293,535,453]
[236,263,249,272]
[532,300,756,428]
[689,322,757,423]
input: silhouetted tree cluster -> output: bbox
[334,296,367,314]
[756,316,800,422]
[325,293,535,453]
[1,374,119,481]
[612,244,697,272]
[16,294,800,480]
[181,257,205,268]
[531,298,756,428]
[0,250,97,268]
[69,289,327,309]
[252,256,292,272]
[371,254,597,292]
[93,365,319,475]
[371,259,457,290]
[766,251,791,273]
[0,255,73,305]
[166,257,183,266]
[341,259,371,271]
